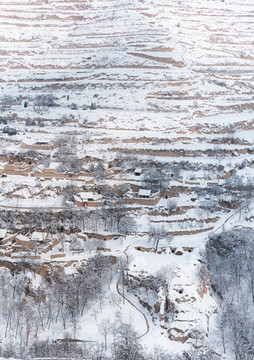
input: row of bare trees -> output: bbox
[206,228,254,360]
[0,254,114,350]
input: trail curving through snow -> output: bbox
[116,239,150,338]
[213,199,253,234]
[116,281,150,338]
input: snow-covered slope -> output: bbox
[0,0,253,118]
[0,0,253,359]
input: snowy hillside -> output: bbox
[0,0,253,359]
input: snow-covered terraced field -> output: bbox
[0,0,253,358]
[0,0,253,118]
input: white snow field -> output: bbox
[0,0,253,359]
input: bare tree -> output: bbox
[119,216,136,237]
[113,321,145,360]
[93,160,107,182]
[100,320,111,351]
[148,224,173,252]
[143,166,168,192]
[117,256,131,303]
[34,94,56,110]
[166,199,178,213]
[1,95,13,111]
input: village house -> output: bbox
[0,248,12,257]
[0,233,16,247]
[42,238,59,254]
[21,141,53,151]
[44,162,61,175]
[125,189,160,206]
[4,162,32,176]
[0,232,16,256]
[134,168,143,176]
[77,175,94,185]
[35,164,45,173]
[74,192,103,208]
[31,231,48,244]
[32,164,45,176]
[8,232,48,252]
[34,162,67,179]
[0,229,7,241]
[13,234,34,251]
[138,189,151,198]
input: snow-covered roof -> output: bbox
[2,234,15,242]
[77,176,86,181]
[16,234,30,242]
[79,192,102,201]
[36,164,45,172]
[35,141,49,145]
[138,189,151,197]
[0,229,7,238]
[134,168,142,173]
[31,232,47,242]
[48,162,61,170]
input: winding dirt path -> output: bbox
[116,281,149,338]
[213,200,252,234]
[116,240,150,338]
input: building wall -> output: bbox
[21,143,53,150]
[74,199,103,208]
[1,235,16,246]
[50,253,66,259]
[125,194,160,206]
[14,239,34,251]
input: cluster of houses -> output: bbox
[0,227,120,260]
[0,151,176,262]
[71,167,162,207]
[0,148,173,260]
[0,160,94,183]
[0,155,164,208]
[32,162,95,183]
[0,229,54,258]
[73,188,161,208]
